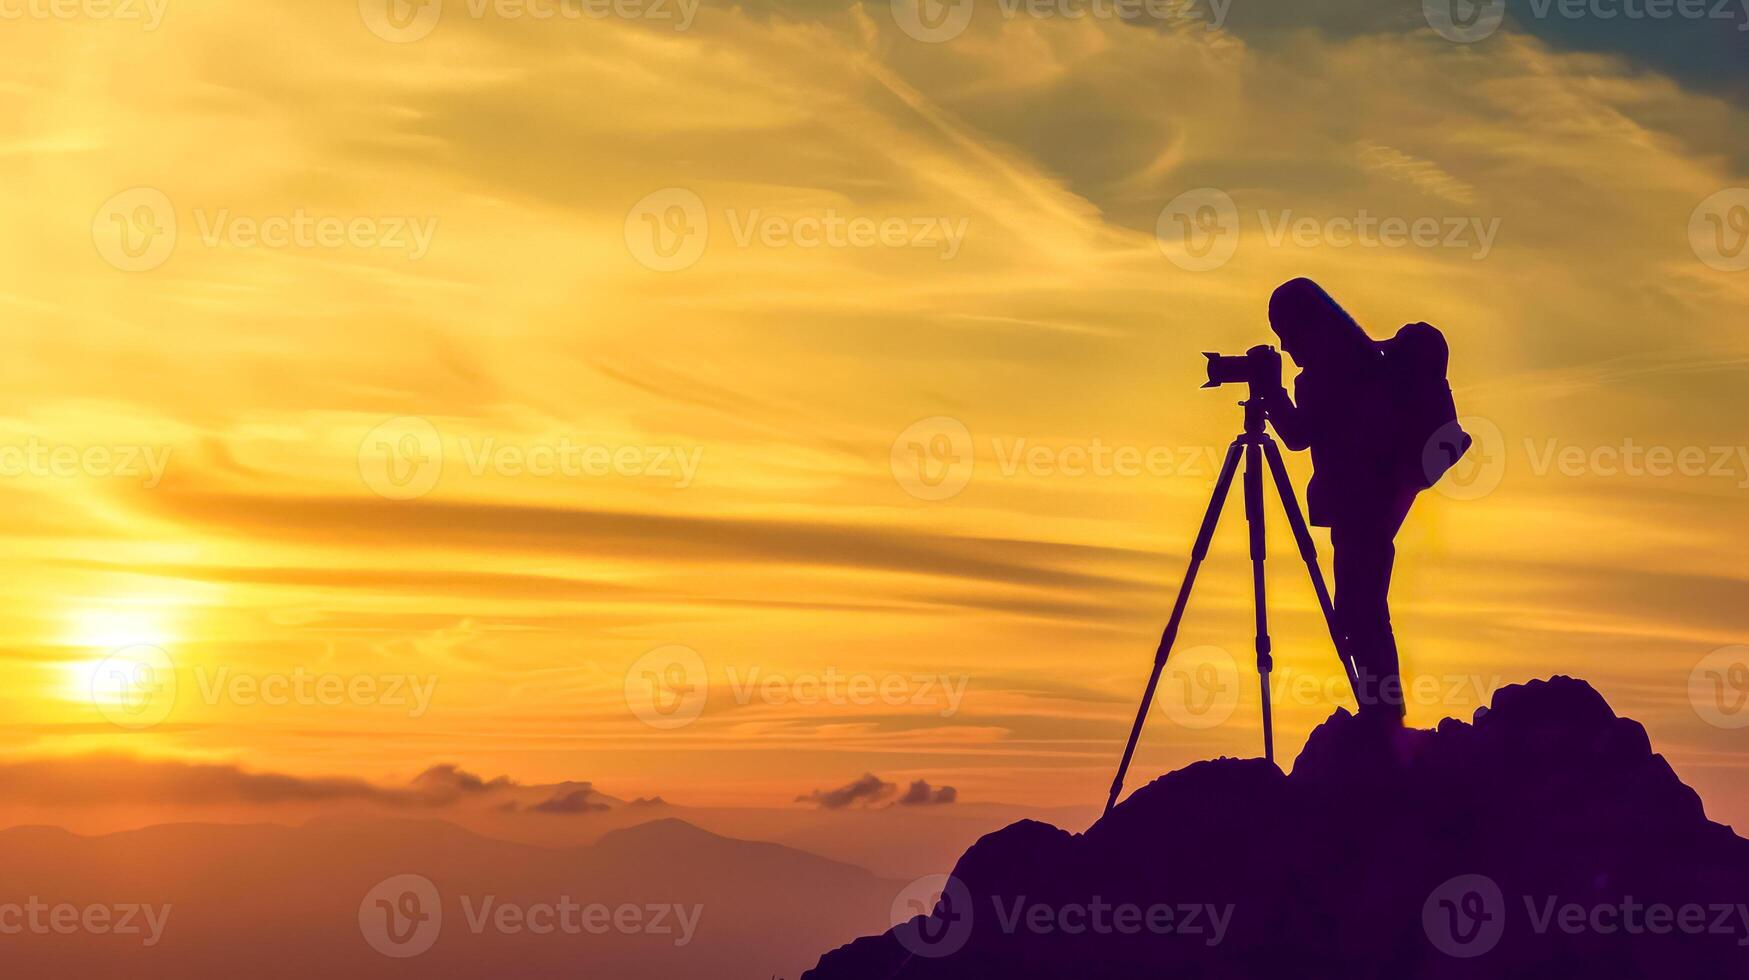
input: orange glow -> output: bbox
[0,2,1745,836]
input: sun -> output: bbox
[59,601,182,704]
[65,605,176,651]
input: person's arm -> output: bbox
[1247,345,1315,451]
[1260,383,1314,451]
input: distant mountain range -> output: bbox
[0,813,899,978]
[0,752,1096,880]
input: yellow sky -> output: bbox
[0,0,1746,823]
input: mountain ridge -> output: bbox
[804,676,1749,979]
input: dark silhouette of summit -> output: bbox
[804,677,1749,979]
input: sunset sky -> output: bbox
[1,0,1746,828]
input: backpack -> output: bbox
[1378,321,1470,491]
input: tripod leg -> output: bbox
[1261,438,1362,698]
[1104,438,1243,817]
[1244,443,1275,765]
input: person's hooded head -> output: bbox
[1268,278,1376,374]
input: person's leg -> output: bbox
[1332,517,1402,721]
[1375,494,1414,719]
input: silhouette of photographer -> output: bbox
[1104,278,1469,807]
[1252,278,1467,724]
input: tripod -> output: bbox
[1104,394,1360,816]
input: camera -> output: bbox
[1202,346,1278,388]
